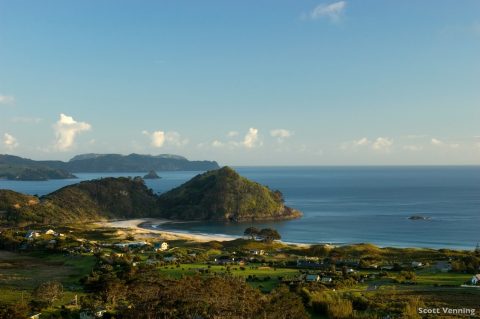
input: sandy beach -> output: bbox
[99,218,311,247]
[99,218,239,242]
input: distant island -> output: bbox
[0,153,219,180]
[408,215,431,220]
[0,167,301,226]
[0,163,76,181]
[143,170,161,179]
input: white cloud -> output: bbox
[431,138,459,148]
[372,137,393,151]
[340,137,370,150]
[53,114,91,151]
[243,128,260,148]
[270,129,293,143]
[3,133,18,149]
[403,145,423,151]
[165,131,189,147]
[211,140,224,148]
[354,137,370,146]
[227,131,239,138]
[307,1,347,22]
[0,94,15,105]
[143,130,188,148]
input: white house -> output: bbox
[249,249,265,255]
[154,242,169,251]
[471,274,480,285]
[411,261,423,268]
[25,230,40,239]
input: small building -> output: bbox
[215,256,234,265]
[411,261,423,268]
[435,261,452,273]
[164,256,177,262]
[154,242,169,252]
[25,230,40,239]
[29,314,41,319]
[297,259,324,269]
[471,274,480,285]
[249,249,265,255]
[321,277,332,284]
[305,274,320,282]
[45,229,56,235]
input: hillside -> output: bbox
[0,153,219,174]
[0,177,159,225]
[0,158,76,181]
[157,166,302,222]
[0,167,301,226]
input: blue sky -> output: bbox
[0,0,479,165]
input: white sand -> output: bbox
[99,218,238,242]
[99,218,311,247]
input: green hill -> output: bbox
[0,177,159,225]
[0,167,301,226]
[0,163,76,181]
[157,166,302,222]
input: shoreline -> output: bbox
[97,218,472,251]
[99,218,242,243]
[98,218,311,247]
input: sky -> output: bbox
[0,0,479,165]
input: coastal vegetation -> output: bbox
[0,167,301,226]
[0,223,479,318]
[157,166,302,221]
[0,163,76,181]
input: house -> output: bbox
[305,274,320,282]
[114,241,148,249]
[215,256,235,265]
[154,242,169,252]
[249,249,265,255]
[470,274,480,285]
[321,277,332,284]
[25,230,40,239]
[29,314,41,319]
[297,259,324,269]
[80,308,107,319]
[45,229,56,235]
[164,256,177,262]
[411,261,423,268]
[435,261,452,273]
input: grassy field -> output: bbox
[416,271,472,286]
[0,250,95,304]
[157,263,301,291]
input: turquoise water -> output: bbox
[1,166,479,249]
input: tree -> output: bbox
[244,227,260,240]
[259,228,281,243]
[263,286,309,319]
[32,280,63,307]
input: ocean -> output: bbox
[1,166,479,250]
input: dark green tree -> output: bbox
[259,228,281,243]
[244,227,260,240]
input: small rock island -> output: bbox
[408,215,431,220]
[143,170,161,179]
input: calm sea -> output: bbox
[1,166,479,250]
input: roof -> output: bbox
[306,274,319,281]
